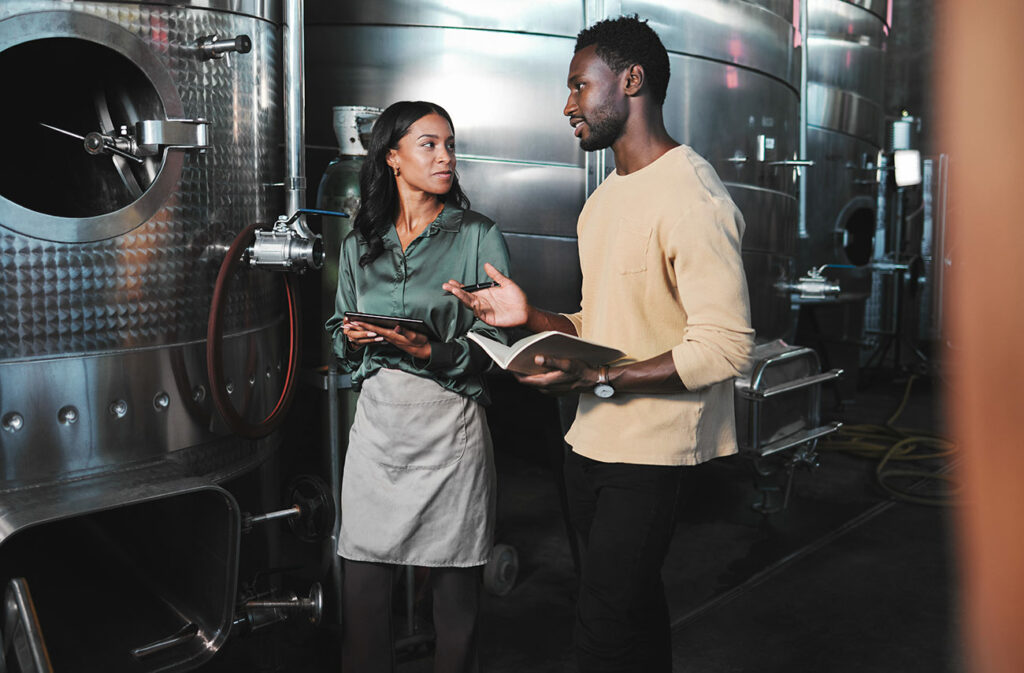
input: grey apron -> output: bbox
[338,368,496,567]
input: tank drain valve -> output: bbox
[248,208,347,273]
[239,583,324,629]
[197,34,253,59]
[776,266,841,299]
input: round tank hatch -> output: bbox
[834,196,877,267]
[0,38,163,218]
[0,11,187,243]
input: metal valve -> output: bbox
[232,583,324,635]
[197,34,253,59]
[776,266,842,299]
[247,209,347,273]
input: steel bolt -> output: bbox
[153,392,171,411]
[109,400,128,418]
[58,406,79,425]
[2,412,24,433]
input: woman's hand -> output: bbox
[443,263,529,328]
[343,318,431,360]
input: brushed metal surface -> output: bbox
[806,37,885,103]
[21,0,284,22]
[0,325,285,485]
[0,1,286,484]
[0,477,241,672]
[306,24,581,167]
[809,0,888,43]
[806,82,884,141]
[828,0,890,24]
[743,250,797,342]
[306,0,802,341]
[624,0,799,91]
[661,53,801,199]
[306,0,583,36]
[458,160,585,239]
[503,234,582,314]
[802,0,885,301]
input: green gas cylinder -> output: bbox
[316,105,382,366]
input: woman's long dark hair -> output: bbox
[354,101,471,266]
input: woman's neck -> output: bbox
[394,189,444,250]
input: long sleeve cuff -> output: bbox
[426,340,458,372]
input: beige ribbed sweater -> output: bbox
[563,145,754,466]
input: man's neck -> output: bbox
[610,109,679,175]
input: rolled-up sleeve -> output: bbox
[669,198,755,390]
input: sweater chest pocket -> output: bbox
[613,219,653,274]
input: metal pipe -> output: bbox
[246,505,302,526]
[327,360,344,625]
[283,0,312,239]
[798,0,809,239]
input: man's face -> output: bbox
[564,44,628,152]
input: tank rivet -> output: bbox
[192,385,207,402]
[109,400,128,418]
[58,406,79,425]
[226,380,235,395]
[2,412,24,433]
[248,373,257,386]
[153,392,171,411]
[265,366,272,380]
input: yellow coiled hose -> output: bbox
[819,376,957,506]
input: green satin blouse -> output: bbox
[326,205,511,403]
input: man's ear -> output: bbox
[624,64,645,97]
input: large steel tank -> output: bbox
[803,0,888,278]
[306,0,800,342]
[796,0,888,394]
[0,0,292,669]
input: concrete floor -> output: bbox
[209,372,961,672]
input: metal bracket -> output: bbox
[136,119,210,155]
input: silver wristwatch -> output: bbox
[594,365,615,398]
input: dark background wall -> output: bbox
[885,0,936,155]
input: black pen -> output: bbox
[446,281,500,294]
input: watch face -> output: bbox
[594,383,615,399]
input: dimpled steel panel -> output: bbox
[0,1,285,483]
[0,0,283,360]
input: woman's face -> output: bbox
[387,113,456,197]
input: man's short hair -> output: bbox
[575,15,670,105]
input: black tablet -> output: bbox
[343,311,439,341]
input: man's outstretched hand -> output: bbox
[443,263,529,328]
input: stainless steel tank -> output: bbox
[802,0,887,277]
[306,0,801,341]
[0,0,288,669]
[795,0,888,395]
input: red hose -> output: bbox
[206,224,301,439]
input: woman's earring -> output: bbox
[393,166,400,177]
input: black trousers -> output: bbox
[565,450,686,673]
[341,560,481,673]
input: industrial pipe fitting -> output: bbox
[197,34,253,59]
[776,266,842,299]
[247,208,346,273]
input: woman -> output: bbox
[326,101,510,673]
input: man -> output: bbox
[445,15,754,673]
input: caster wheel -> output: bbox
[483,543,519,596]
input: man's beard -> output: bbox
[579,103,626,152]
